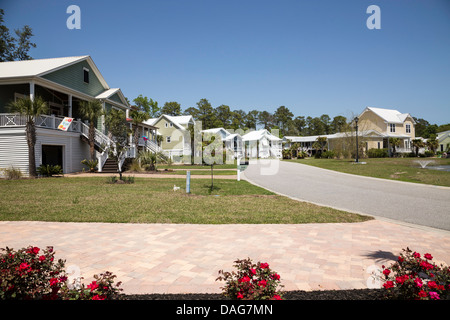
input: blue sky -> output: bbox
[2,0,450,124]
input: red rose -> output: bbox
[398,256,404,262]
[92,295,106,300]
[260,263,269,269]
[39,255,46,262]
[427,281,438,289]
[382,269,390,276]
[87,281,99,291]
[258,280,267,287]
[237,292,244,299]
[239,276,251,283]
[418,290,427,298]
[424,253,433,260]
[383,281,394,289]
[19,262,30,270]
[413,252,421,259]
[271,295,282,300]
[49,278,59,287]
[271,273,280,280]
[250,268,256,275]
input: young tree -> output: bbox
[245,110,260,130]
[273,106,293,136]
[0,9,36,61]
[129,109,150,149]
[105,109,129,180]
[8,97,48,177]
[79,100,104,161]
[196,98,216,129]
[214,104,232,128]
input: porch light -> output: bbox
[354,117,359,163]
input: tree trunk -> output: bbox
[26,121,37,178]
[89,124,95,161]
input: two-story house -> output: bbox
[356,107,416,153]
[144,114,194,161]
[0,55,155,176]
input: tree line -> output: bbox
[131,95,449,139]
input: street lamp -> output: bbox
[354,117,359,163]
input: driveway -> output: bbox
[242,160,450,231]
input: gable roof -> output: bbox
[242,129,281,141]
[144,114,194,130]
[95,88,129,107]
[0,55,109,89]
[361,107,415,124]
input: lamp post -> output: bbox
[354,117,359,163]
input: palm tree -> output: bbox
[129,109,150,149]
[411,139,424,157]
[8,96,48,177]
[426,136,439,155]
[389,137,401,156]
[79,100,104,160]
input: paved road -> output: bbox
[242,160,450,231]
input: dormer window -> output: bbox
[83,68,89,83]
[406,124,411,133]
[389,123,396,133]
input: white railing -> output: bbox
[138,137,161,153]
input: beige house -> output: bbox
[356,107,416,153]
[283,107,416,157]
[143,114,194,160]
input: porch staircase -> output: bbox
[101,158,119,173]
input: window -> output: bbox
[170,123,173,127]
[406,124,411,133]
[377,142,381,149]
[166,136,171,143]
[83,68,89,83]
[165,123,168,128]
[389,123,396,132]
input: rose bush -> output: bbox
[380,247,450,300]
[216,258,284,300]
[0,246,122,300]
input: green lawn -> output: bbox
[286,157,450,187]
[0,177,371,224]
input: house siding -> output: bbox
[0,127,29,176]
[41,60,105,97]
[35,128,90,174]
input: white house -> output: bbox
[201,127,244,159]
[242,129,282,158]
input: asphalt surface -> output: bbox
[242,160,450,231]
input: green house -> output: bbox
[0,55,157,176]
[437,130,450,153]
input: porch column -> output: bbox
[68,94,73,117]
[29,81,35,102]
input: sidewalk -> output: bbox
[1,220,449,295]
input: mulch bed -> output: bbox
[125,288,385,300]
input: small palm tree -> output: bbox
[426,136,439,155]
[79,100,104,160]
[8,96,48,177]
[129,109,150,149]
[411,139,424,157]
[389,137,401,156]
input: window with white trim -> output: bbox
[389,123,396,133]
[406,124,411,133]
[166,136,171,143]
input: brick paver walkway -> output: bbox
[1,220,449,295]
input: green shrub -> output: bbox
[424,150,434,157]
[380,248,450,300]
[217,258,284,300]
[81,159,98,172]
[367,148,388,158]
[37,165,63,177]
[321,150,335,159]
[0,245,123,300]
